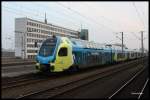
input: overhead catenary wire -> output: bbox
[14,2,84,30]
[138,5,148,23]
[33,3,82,28]
[81,3,139,44]
[130,32,141,40]
[2,5,47,20]
[2,2,148,50]
[82,3,125,32]
[70,3,133,45]
[56,2,116,33]
[3,4,80,29]
[132,2,145,30]
[2,5,80,49]
[31,3,82,29]
[4,3,134,36]
[133,2,148,27]
[2,6,35,17]
[56,2,120,45]
[2,5,80,31]
[81,2,147,46]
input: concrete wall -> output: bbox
[15,18,27,58]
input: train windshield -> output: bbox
[39,37,57,57]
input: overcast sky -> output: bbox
[2,1,148,51]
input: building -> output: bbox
[15,17,80,59]
[79,29,88,40]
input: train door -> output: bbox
[55,46,73,72]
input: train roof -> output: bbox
[69,38,112,50]
[124,48,141,52]
[56,36,141,52]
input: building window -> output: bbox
[33,28,35,32]
[37,29,39,33]
[27,27,31,32]
[27,22,29,25]
[51,27,53,31]
[41,25,43,28]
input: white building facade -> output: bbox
[15,17,79,59]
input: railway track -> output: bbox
[2,75,49,89]
[108,63,148,99]
[2,77,41,89]
[2,61,36,67]
[2,72,61,89]
[11,59,145,98]
[2,58,33,62]
[2,58,146,99]
[18,62,143,98]
[2,57,35,66]
[2,74,34,85]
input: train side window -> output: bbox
[58,47,68,56]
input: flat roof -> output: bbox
[16,17,79,33]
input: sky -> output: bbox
[2,1,149,51]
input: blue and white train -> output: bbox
[35,36,144,72]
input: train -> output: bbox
[35,35,145,72]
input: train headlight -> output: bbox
[36,63,40,66]
[35,63,40,69]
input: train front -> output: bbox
[35,36,58,72]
